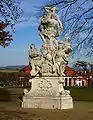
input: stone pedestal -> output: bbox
[22,77,73,109]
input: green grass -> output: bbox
[0,88,23,102]
[64,86,93,101]
[0,87,93,120]
[0,101,93,120]
[0,87,93,102]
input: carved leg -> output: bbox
[53,63,60,75]
[39,33,46,43]
[59,63,66,76]
[30,64,39,76]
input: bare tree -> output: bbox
[0,0,22,47]
[40,0,93,56]
[73,61,88,70]
[73,61,93,86]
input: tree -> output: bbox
[73,61,93,86]
[41,0,93,56]
[0,0,22,47]
[0,22,13,47]
[73,61,88,71]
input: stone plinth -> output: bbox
[22,96,73,109]
[22,77,73,109]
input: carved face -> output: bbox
[44,6,57,16]
[50,7,57,14]
[58,41,65,49]
[65,48,72,54]
[64,41,72,55]
[30,44,35,49]
[58,40,72,55]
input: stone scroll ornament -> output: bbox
[29,6,72,77]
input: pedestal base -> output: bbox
[22,77,73,110]
[22,96,73,109]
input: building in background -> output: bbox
[64,66,88,86]
[20,65,88,87]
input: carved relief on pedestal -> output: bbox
[35,78,53,96]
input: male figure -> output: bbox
[39,7,62,48]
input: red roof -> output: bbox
[64,66,78,77]
[20,65,31,76]
[20,65,78,77]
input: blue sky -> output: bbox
[0,0,45,66]
[0,0,92,66]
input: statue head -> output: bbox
[44,6,57,15]
[50,7,57,13]
[30,44,35,49]
[64,37,72,55]
[58,41,65,49]
[58,39,72,55]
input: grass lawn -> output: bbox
[64,86,93,101]
[0,87,93,120]
[0,101,93,120]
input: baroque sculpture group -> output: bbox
[29,6,72,77]
[22,7,73,110]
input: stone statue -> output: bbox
[28,44,42,76]
[38,6,62,48]
[53,37,72,76]
[22,6,73,110]
[29,7,72,77]
[28,6,72,93]
[29,38,72,77]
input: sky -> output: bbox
[0,0,45,66]
[0,0,92,66]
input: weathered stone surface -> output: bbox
[28,6,72,77]
[22,6,73,110]
[22,96,73,109]
[22,77,73,109]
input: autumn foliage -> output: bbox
[0,22,13,47]
[0,0,22,47]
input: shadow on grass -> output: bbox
[64,86,93,101]
[0,88,12,102]
[0,110,29,120]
